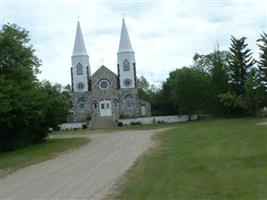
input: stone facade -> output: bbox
[70,66,151,122]
[69,19,151,123]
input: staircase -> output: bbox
[90,116,116,129]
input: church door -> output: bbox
[99,100,112,116]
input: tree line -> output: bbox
[139,33,267,117]
[0,24,70,151]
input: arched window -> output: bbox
[125,94,133,108]
[93,101,98,110]
[76,63,83,75]
[113,99,118,108]
[123,59,130,71]
[78,97,86,111]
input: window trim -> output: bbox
[98,79,110,91]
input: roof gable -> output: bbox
[90,65,117,79]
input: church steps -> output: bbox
[90,116,116,129]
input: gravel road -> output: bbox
[0,129,162,200]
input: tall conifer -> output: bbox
[257,32,267,90]
[228,36,255,95]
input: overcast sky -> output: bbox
[1,0,266,86]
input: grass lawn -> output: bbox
[0,137,89,177]
[115,118,267,200]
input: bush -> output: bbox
[130,121,142,126]
[53,125,61,131]
[82,124,87,129]
[117,122,123,127]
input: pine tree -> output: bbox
[257,32,267,91]
[228,36,255,95]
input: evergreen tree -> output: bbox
[228,36,255,95]
[244,68,266,115]
[257,32,267,91]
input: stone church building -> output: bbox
[70,19,151,123]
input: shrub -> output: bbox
[82,124,87,129]
[53,125,61,131]
[130,121,142,126]
[117,121,123,127]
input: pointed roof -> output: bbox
[118,18,134,53]
[90,65,117,79]
[72,22,88,56]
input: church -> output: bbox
[69,19,151,124]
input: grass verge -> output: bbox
[114,118,267,199]
[0,137,89,178]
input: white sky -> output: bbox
[0,0,266,86]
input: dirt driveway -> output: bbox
[0,129,163,200]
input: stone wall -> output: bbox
[119,115,198,125]
[60,122,86,130]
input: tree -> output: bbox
[0,24,70,151]
[228,36,255,95]
[189,48,230,114]
[191,52,213,73]
[210,49,229,94]
[40,81,70,130]
[138,76,151,101]
[137,76,165,115]
[218,36,259,115]
[161,67,212,115]
[244,68,266,115]
[257,32,267,92]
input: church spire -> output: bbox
[72,21,88,56]
[118,18,134,53]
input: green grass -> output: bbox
[0,138,89,177]
[115,118,267,200]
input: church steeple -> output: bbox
[118,18,134,53]
[71,21,91,92]
[72,22,88,57]
[117,18,137,89]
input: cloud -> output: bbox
[2,0,266,86]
